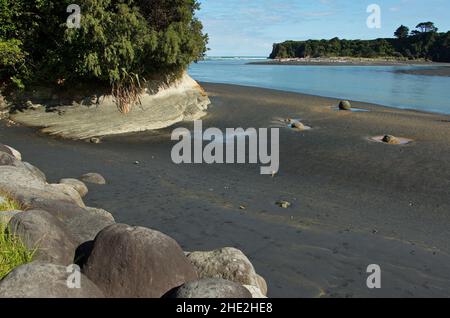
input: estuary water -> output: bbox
[189,58,450,115]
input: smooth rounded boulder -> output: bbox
[0,210,21,225]
[15,197,115,245]
[0,262,104,298]
[0,144,14,157]
[0,152,21,167]
[80,173,106,185]
[23,162,47,182]
[164,278,252,298]
[83,224,198,298]
[3,145,21,161]
[84,207,115,222]
[8,210,78,265]
[59,178,88,197]
[187,247,267,296]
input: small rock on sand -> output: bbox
[339,100,352,110]
[276,200,291,209]
[382,135,401,145]
[80,173,106,185]
[291,122,306,130]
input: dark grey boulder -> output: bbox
[164,279,252,299]
[8,210,78,265]
[0,262,104,298]
[80,173,106,185]
[83,224,198,298]
[10,196,114,245]
[59,178,88,197]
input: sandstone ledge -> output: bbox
[9,73,210,140]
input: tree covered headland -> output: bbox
[0,0,208,112]
[270,22,450,63]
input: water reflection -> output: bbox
[189,59,450,114]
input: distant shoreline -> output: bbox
[248,57,450,67]
[247,57,450,77]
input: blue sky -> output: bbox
[196,0,450,56]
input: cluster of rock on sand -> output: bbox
[0,143,267,298]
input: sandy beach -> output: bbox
[2,83,450,297]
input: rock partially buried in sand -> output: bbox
[291,122,306,130]
[60,178,88,197]
[338,100,352,111]
[0,262,104,298]
[382,135,401,145]
[80,173,106,185]
[276,200,291,209]
[164,278,252,299]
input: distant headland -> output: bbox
[265,22,450,64]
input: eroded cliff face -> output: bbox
[8,73,210,139]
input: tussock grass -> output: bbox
[0,192,23,212]
[0,223,35,280]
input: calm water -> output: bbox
[189,58,450,115]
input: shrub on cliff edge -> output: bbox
[0,0,208,113]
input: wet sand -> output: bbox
[1,83,450,297]
[397,67,450,77]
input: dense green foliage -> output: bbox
[270,23,450,62]
[394,25,409,39]
[0,0,207,98]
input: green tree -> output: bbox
[394,25,410,39]
[0,0,208,112]
[415,22,438,33]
